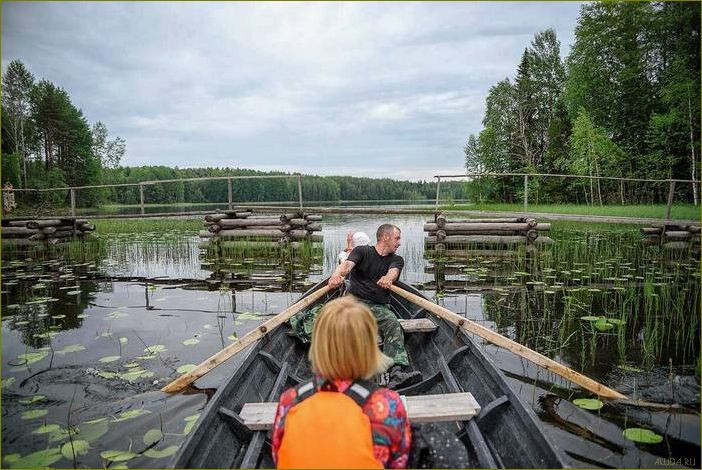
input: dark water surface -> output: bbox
[2,214,699,468]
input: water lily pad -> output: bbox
[183,413,200,435]
[2,377,16,387]
[19,395,46,404]
[143,345,167,354]
[119,369,154,382]
[119,337,128,344]
[143,428,163,446]
[228,334,238,341]
[61,440,89,459]
[9,447,62,468]
[137,353,157,360]
[176,364,196,374]
[100,450,137,462]
[124,362,140,368]
[32,424,62,434]
[143,446,179,459]
[66,290,82,296]
[573,398,604,410]
[97,371,118,379]
[17,351,49,365]
[21,409,48,420]
[77,314,90,319]
[56,344,85,355]
[113,408,151,422]
[579,316,600,322]
[99,355,121,363]
[183,338,199,346]
[594,318,614,331]
[623,427,663,444]
[75,419,109,442]
[237,312,263,321]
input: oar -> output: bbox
[388,285,628,399]
[161,284,332,393]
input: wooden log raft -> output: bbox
[1,218,95,245]
[425,214,551,252]
[640,224,700,250]
[200,211,323,246]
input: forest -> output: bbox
[464,1,699,205]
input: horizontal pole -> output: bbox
[435,173,701,184]
[10,174,302,192]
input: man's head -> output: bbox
[376,224,401,254]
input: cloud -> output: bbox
[2,1,582,180]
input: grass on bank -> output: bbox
[443,203,700,220]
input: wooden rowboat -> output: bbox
[170,280,566,468]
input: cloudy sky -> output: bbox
[3,2,583,181]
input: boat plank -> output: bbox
[399,318,437,333]
[240,392,480,430]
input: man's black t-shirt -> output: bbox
[346,245,404,304]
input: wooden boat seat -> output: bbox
[398,318,437,333]
[239,392,480,431]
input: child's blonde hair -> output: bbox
[309,296,392,380]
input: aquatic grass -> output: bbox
[94,218,202,234]
[438,224,699,374]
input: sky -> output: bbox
[2,1,583,181]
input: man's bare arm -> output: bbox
[377,267,401,289]
[328,260,356,288]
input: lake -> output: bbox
[2,213,699,468]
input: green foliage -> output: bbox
[1,153,21,188]
[465,3,700,205]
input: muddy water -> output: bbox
[1,214,699,468]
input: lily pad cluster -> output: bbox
[580,315,626,331]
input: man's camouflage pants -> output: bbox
[288,299,410,367]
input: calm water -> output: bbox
[2,214,699,468]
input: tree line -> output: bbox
[464,1,700,205]
[99,166,467,206]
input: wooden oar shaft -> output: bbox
[161,285,332,393]
[390,286,627,400]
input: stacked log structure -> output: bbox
[1,218,95,247]
[424,214,553,256]
[641,224,700,251]
[199,209,322,247]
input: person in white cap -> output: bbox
[337,231,371,264]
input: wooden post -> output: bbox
[297,174,303,210]
[139,184,145,215]
[665,180,675,220]
[70,188,76,216]
[227,177,233,210]
[619,180,625,205]
[523,175,528,212]
[435,176,442,210]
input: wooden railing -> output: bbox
[434,173,701,220]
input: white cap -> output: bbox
[352,232,371,247]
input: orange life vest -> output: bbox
[277,380,383,469]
